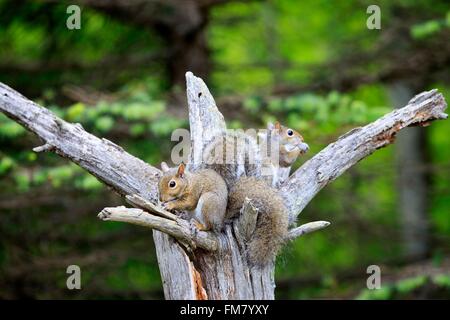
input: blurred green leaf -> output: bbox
[95,116,115,132]
[66,102,86,121]
[356,286,392,300]
[0,121,26,138]
[0,156,14,175]
[433,274,450,288]
[243,97,261,114]
[411,20,442,39]
[396,276,427,294]
[76,174,103,191]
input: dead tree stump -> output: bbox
[0,72,447,299]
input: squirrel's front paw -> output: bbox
[162,201,176,212]
[195,221,208,231]
[189,219,198,237]
[189,219,207,237]
[190,219,207,234]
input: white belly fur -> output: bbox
[190,196,205,224]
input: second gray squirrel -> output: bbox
[158,122,308,266]
[203,121,308,188]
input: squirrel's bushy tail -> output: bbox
[228,177,289,266]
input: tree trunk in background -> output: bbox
[263,0,282,84]
[164,27,210,88]
[389,82,429,259]
[64,0,214,89]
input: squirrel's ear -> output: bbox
[274,121,281,130]
[161,161,170,173]
[176,162,185,177]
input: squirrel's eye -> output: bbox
[169,180,177,188]
[287,129,294,136]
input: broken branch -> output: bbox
[281,89,448,222]
[286,221,331,241]
[98,206,218,251]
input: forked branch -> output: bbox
[0,75,447,300]
[0,83,161,200]
[281,89,448,223]
[98,205,218,251]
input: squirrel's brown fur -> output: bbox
[268,121,309,168]
[203,131,260,188]
[204,122,308,188]
[227,176,289,266]
[158,121,306,266]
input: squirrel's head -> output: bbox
[158,162,188,202]
[268,121,309,167]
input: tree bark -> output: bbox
[0,73,447,299]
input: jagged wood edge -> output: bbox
[1,79,447,299]
[0,81,198,299]
[98,206,217,250]
[280,89,448,223]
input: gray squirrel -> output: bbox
[158,122,308,266]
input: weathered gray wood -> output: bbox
[0,82,197,300]
[0,75,447,301]
[185,71,283,300]
[186,71,227,169]
[280,89,448,223]
[126,194,178,221]
[153,231,204,300]
[286,221,331,241]
[98,206,218,250]
[0,83,161,199]
[234,198,259,243]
